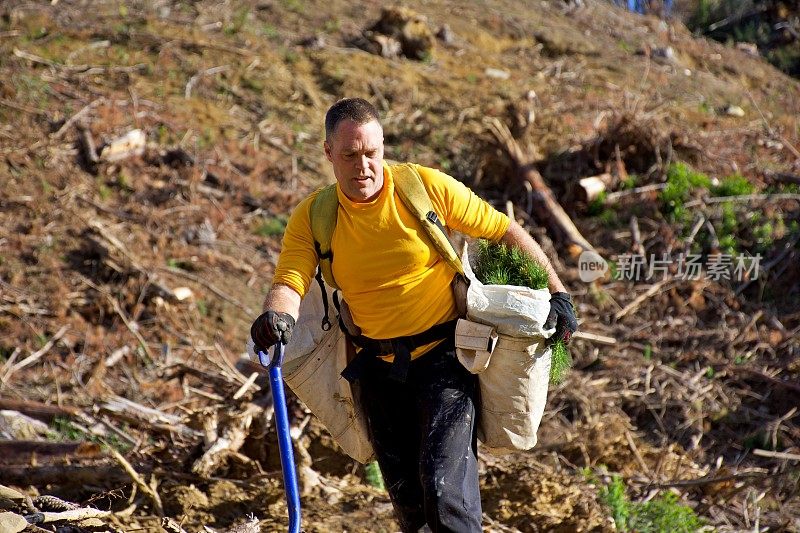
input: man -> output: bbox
[251,98,576,532]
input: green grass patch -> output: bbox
[254,216,288,237]
[473,240,570,384]
[598,474,704,533]
[224,6,250,36]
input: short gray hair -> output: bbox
[325,98,380,140]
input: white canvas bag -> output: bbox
[455,245,555,454]
[248,280,374,464]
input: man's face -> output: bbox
[324,119,384,202]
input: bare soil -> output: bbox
[1,0,799,531]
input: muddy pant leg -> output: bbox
[415,349,482,533]
[359,363,426,533]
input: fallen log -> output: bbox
[0,464,135,486]
[0,399,80,423]
[0,441,102,463]
[488,118,596,257]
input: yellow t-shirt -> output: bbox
[273,162,510,356]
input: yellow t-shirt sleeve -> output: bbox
[416,165,510,241]
[272,192,320,298]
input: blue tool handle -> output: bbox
[260,343,301,533]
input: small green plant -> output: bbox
[224,6,249,35]
[283,49,300,65]
[262,24,279,39]
[643,343,653,360]
[323,19,340,33]
[196,299,208,316]
[718,201,739,255]
[50,417,84,441]
[474,240,570,384]
[660,163,711,223]
[587,191,607,216]
[620,174,638,190]
[241,76,265,93]
[98,184,112,201]
[282,0,305,14]
[600,475,630,529]
[364,461,385,490]
[117,171,131,190]
[157,124,170,144]
[598,474,704,533]
[698,100,712,114]
[630,492,704,533]
[712,174,754,197]
[50,417,131,452]
[254,216,288,237]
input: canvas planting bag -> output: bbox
[454,245,555,454]
[248,280,374,464]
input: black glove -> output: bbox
[250,311,295,353]
[544,292,577,345]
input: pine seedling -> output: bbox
[364,460,385,490]
[473,239,572,384]
[550,339,572,385]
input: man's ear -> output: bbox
[323,140,333,163]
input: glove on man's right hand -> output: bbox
[250,311,295,354]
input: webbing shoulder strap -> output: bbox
[392,163,464,277]
[310,184,340,290]
[309,163,464,290]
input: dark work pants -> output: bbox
[358,340,482,533]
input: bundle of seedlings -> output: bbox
[473,239,572,384]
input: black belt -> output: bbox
[341,319,458,383]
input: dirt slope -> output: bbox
[1,0,799,531]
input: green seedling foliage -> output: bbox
[628,492,704,533]
[474,240,569,384]
[365,461,385,491]
[50,416,84,441]
[549,340,572,385]
[643,344,653,360]
[49,417,131,453]
[587,190,607,216]
[599,474,704,533]
[712,174,755,197]
[600,475,630,530]
[474,240,549,290]
[660,163,711,222]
